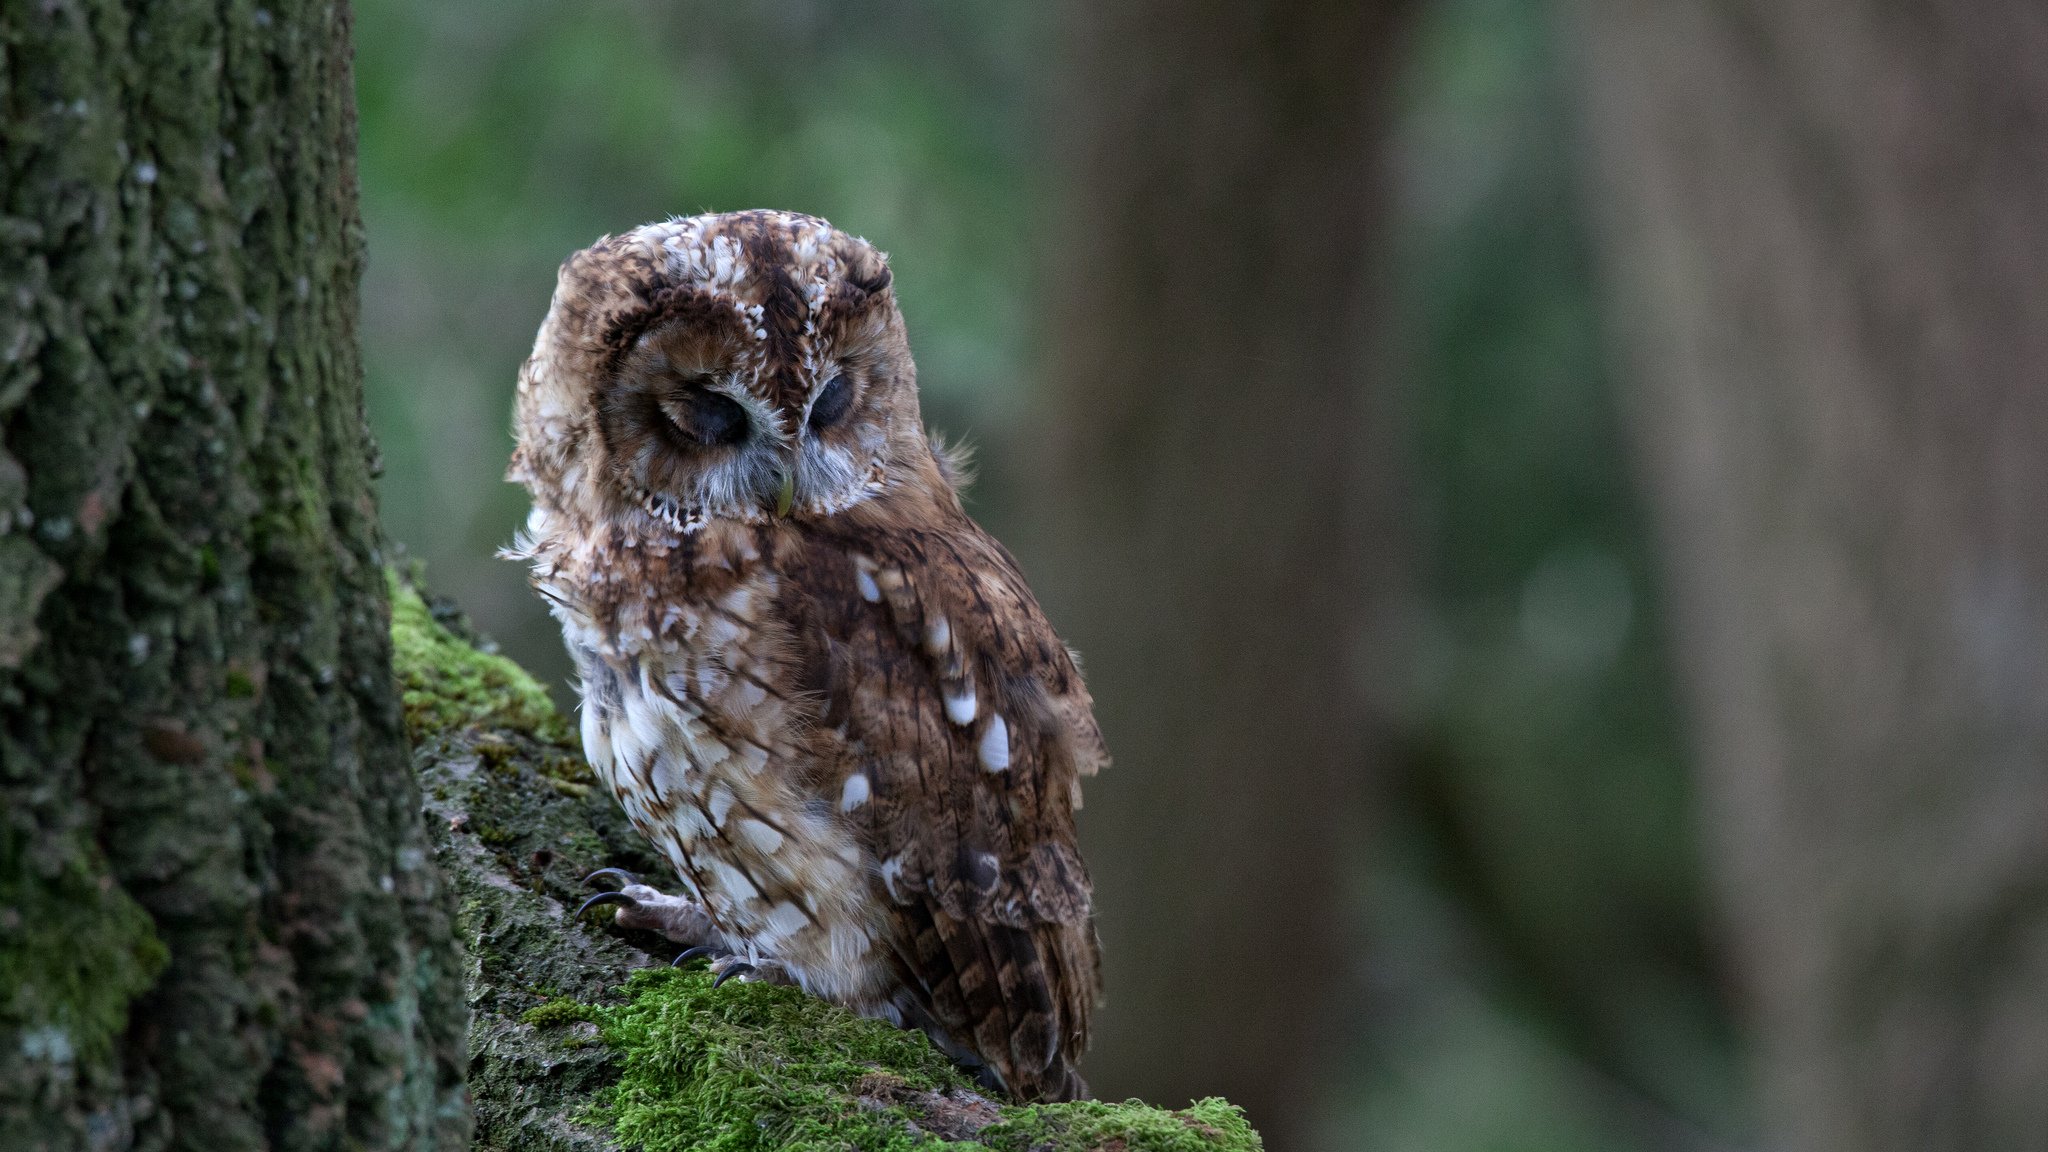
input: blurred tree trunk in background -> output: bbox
[1574,3,2048,1150]
[1033,1,1413,1144]
[0,4,466,1149]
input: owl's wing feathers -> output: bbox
[786,516,1105,1100]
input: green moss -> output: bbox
[978,1099,1259,1152]
[580,967,1262,1152]
[471,821,519,848]
[387,570,571,744]
[523,998,597,1029]
[541,751,598,786]
[0,856,169,1062]
[224,666,257,698]
[587,967,969,1152]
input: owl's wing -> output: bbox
[787,514,1106,1101]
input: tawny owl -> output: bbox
[506,210,1106,1101]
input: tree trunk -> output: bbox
[1034,2,1413,1145]
[0,4,467,1149]
[1572,3,2048,1149]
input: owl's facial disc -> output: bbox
[603,328,897,532]
[596,336,799,532]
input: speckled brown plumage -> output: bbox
[506,211,1104,1100]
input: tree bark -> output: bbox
[0,4,466,1149]
[1572,3,2048,1149]
[1034,2,1413,1144]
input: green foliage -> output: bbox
[387,569,571,744]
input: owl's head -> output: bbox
[511,211,935,534]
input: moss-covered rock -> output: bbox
[391,570,1261,1152]
[389,570,571,745]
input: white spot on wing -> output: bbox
[736,817,783,855]
[840,772,870,811]
[580,703,612,777]
[879,854,906,902]
[828,921,872,967]
[979,714,1010,772]
[649,748,685,798]
[943,687,977,726]
[672,806,711,843]
[707,785,736,828]
[925,615,950,655]
[703,858,758,902]
[763,900,808,940]
[856,569,881,603]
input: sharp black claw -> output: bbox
[582,867,639,889]
[576,891,637,918]
[713,963,755,987]
[671,944,723,967]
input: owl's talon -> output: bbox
[576,890,637,918]
[673,944,725,967]
[708,955,795,987]
[572,876,722,950]
[583,867,640,889]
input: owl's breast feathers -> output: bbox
[531,495,1105,1101]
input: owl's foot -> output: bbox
[577,868,720,949]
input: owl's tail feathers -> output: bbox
[941,1033,1088,1104]
[979,918,1098,1103]
[885,900,1100,1103]
[1011,1054,1090,1103]
[900,1021,1090,1104]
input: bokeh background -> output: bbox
[356,3,2048,1150]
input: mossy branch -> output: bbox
[389,570,1262,1151]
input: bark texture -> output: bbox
[0,4,466,1149]
[1573,3,2048,1149]
[1035,2,1413,1144]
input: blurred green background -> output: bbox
[355,1,1745,1148]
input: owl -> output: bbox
[506,210,1106,1101]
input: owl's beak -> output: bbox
[772,466,796,518]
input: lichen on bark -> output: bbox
[393,571,1263,1152]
